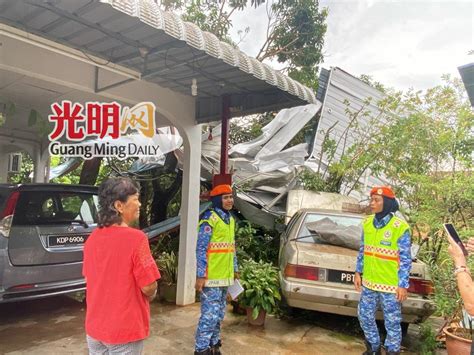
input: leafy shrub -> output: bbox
[418,322,439,355]
[150,232,179,256]
[239,260,281,319]
[155,251,178,285]
[235,221,280,265]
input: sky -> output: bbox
[230,0,473,91]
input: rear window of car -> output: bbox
[0,188,12,212]
[13,191,99,225]
[297,213,363,249]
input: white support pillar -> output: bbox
[176,124,202,306]
[0,148,8,183]
[33,148,49,183]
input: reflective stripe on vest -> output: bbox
[199,210,235,287]
[362,215,409,293]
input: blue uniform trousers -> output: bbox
[195,287,227,352]
[358,286,402,352]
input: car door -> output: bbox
[8,188,98,266]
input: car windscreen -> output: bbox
[13,190,99,226]
[297,213,363,250]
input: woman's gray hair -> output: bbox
[98,177,140,227]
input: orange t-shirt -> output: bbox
[83,226,160,344]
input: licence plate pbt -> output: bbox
[327,270,355,284]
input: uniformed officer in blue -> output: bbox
[354,186,412,355]
[194,184,238,355]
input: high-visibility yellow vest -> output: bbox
[362,215,409,293]
[199,210,235,287]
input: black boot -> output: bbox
[211,340,222,355]
[194,348,212,355]
[362,340,381,355]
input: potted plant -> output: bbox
[156,251,178,303]
[442,307,473,355]
[238,260,281,326]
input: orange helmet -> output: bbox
[370,186,396,199]
[209,184,232,197]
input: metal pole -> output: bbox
[220,95,231,175]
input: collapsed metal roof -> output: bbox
[0,0,316,122]
[458,62,474,107]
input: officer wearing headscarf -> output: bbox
[354,186,412,355]
[194,185,238,355]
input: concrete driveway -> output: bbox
[0,295,438,354]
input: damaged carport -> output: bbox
[0,0,316,305]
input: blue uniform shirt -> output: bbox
[355,213,412,289]
[196,207,238,278]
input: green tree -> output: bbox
[372,76,474,259]
[256,0,328,91]
[180,0,265,43]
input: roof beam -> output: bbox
[143,51,255,94]
[113,40,186,63]
[29,2,149,51]
[39,1,101,33]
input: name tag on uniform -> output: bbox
[380,241,392,246]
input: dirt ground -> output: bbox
[0,295,446,354]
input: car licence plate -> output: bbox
[48,234,88,247]
[327,270,355,284]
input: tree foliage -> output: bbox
[256,0,327,91]
[374,77,473,265]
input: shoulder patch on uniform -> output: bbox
[201,210,213,219]
[204,225,212,233]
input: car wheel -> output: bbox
[401,322,409,336]
[280,295,302,318]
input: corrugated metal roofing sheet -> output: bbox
[310,67,390,199]
[458,62,474,107]
[0,0,317,122]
